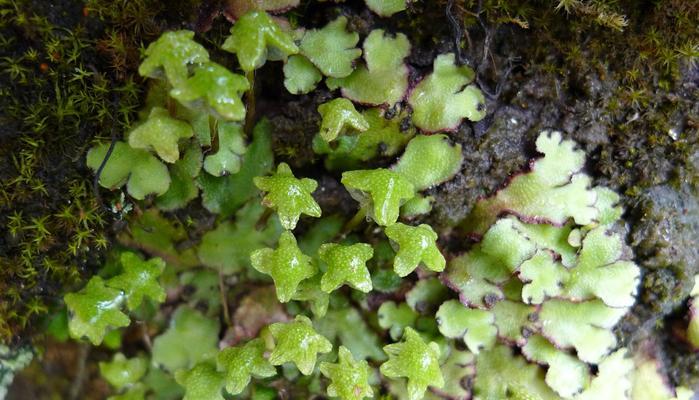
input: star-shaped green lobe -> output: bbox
[128,107,194,163]
[105,252,166,311]
[380,327,444,400]
[99,353,148,390]
[317,98,369,142]
[320,346,374,400]
[384,223,445,277]
[341,169,415,226]
[170,62,250,121]
[139,30,209,87]
[250,231,316,302]
[318,243,374,293]
[268,315,332,375]
[222,10,299,72]
[64,276,130,345]
[217,338,276,395]
[174,361,226,400]
[253,162,322,230]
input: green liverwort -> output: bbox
[128,107,194,163]
[222,10,298,71]
[317,98,369,142]
[380,327,444,400]
[268,315,332,375]
[342,169,415,226]
[254,163,322,230]
[64,277,129,345]
[217,338,276,395]
[105,252,166,311]
[384,223,445,277]
[318,242,374,293]
[320,346,374,400]
[138,30,209,86]
[250,231,316,302]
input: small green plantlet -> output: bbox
[253,162,321,230]
[473,345,558,399]
[174,361,226,400]
[292,275,330,318]
[320,346,374,400]
[170,62,250,121]
[299,16,361,78]
[222,10,298,71]
[365,0,406,16]
[64,276,129,345]
[138,30,209,86]
[156,145,202,210]
[378,301,418,340]
[408,53,486,132]
[538,299,626,364]
[463,131,600,234]
[519,250,569,305]
[342,168,415,226]
[393,134,463,190]
[199,119,274,216]
[283,55,322,94]
[217,338,276,395]
[87,141,170,200]
[384,223,445,277]
[268,315,332,375]
[317,98,369,142]
[151,306,220,371]
[250,231,316,302]
[380,327,444,400]
[327,29,410,107]
[314,108,414,170]
[225,0,300,20]
[522,334,589,397]
[99,353,148,390]
[198,202,280,274]
[436,300,496,353]
[128,107,194,163]
[203,122,247,177]
[105,252,166,310]
[318,242,374,293]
